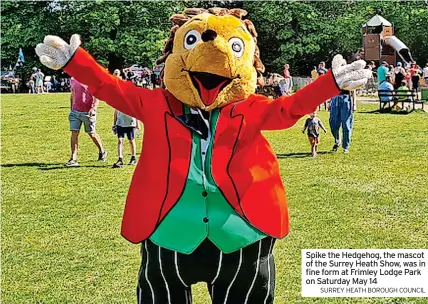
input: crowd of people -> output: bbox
[304,59,428,157]
[376,60,426,91]
[26,67,70,93]
[258,63,295,97]
[375,61,428,109]
[113,68,159,88]
[0,72,21,93]
[22,66,161,95]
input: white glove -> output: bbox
[35,34,81,70]
[332,54,372,90]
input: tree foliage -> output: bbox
[1,0,427,77]
[245,0,428,75]
[1,0,183,75]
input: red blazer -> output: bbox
[65,48,340,243]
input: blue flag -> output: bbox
[18,48,25,63]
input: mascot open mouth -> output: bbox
[189,72,232,106]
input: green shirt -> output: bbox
[150,106,266,254]
[377,66,389,84]
[397,86,410,101]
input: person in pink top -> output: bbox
[65,77,107,167]
[410,62,421,91]
[282,63,293,95]
[283,63,291,78]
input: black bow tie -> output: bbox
[177,110,210,140]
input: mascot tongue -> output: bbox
[193,77,229,106]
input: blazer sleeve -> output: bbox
[64,48,160,122]
[249,70,341,130]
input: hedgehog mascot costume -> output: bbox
[36,7,371,304]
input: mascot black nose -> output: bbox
[201,30,217,42]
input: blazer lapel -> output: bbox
[158,93,192,219]
[211,103,245,215]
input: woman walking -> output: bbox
[410,62,421,91]
[283,64,293,95]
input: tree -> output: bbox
[55,1,185,71]
[244,0,428,75]
[1,0,184,76]
[1,1,55,77]
[1,0,427,78]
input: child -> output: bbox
[112,110,139,168]
[404,69,412,90]
[397,81,410,98]
[28,76,35,94]
[311,66,319,80]
[302,111,327,158]
[395,81,411,110]
[35,69,45,94]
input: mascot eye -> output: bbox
[229,38,244,58]
[184,30,201,50]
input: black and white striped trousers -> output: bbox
[137,237,276,304]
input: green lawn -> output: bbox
[1,93,427,303]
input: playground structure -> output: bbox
[362,14,414,65]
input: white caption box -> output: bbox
[302,249,428,297]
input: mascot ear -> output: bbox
[159,68,166,89]
[156,25,179,65]
[257,72,265,87]
[169,14,188,26]
[208,7,229,16]
[243,19,257,37]
[254,45,265,87]
[254,51,264,73]
[228,8,248,18]
[245,19,265,78]
[255,52,265,88]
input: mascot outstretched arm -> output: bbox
[36,7,370,303]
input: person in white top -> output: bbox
[111,69,140,168]
[112,110,140,168]
[423,63,428,87]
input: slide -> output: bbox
[383,36,414,64]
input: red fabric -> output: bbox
[65,48,340,243]
[409,68,419,77]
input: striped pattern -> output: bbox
[137,238,276,303]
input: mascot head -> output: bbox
[157,7,265,111]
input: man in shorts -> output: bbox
[65,77,107,167]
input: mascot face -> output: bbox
[164,13,258,111]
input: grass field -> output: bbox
[1,93,427,303]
